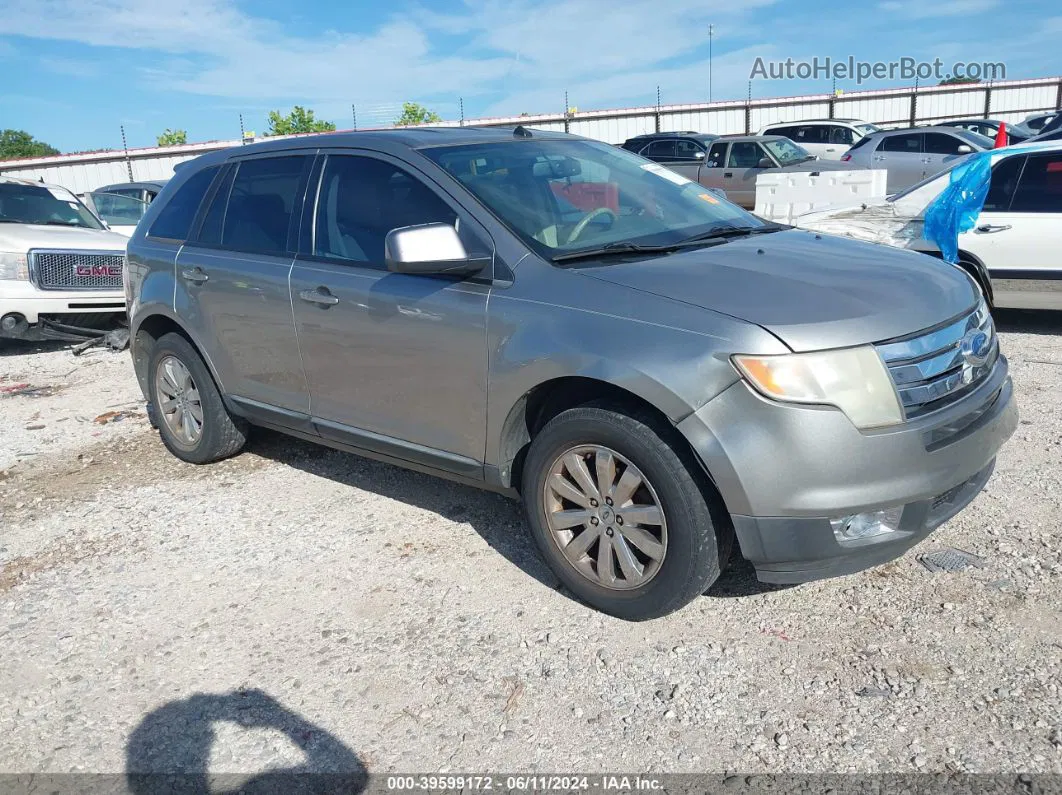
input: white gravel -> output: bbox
[1,312,1061,777]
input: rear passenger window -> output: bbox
[222,156,311,255]
[881,134,922,153]
[148,165,219,241]
[646,140,677,160]
[196,166,236,246]
[829,127,855,146]
[314,155,458,266]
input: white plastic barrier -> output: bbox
[754,169,888,223]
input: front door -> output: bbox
[289,152,493,470]
[724,141,770,208]
[960,151,1062,309]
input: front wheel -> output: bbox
[522,404,731,621]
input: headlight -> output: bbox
[0,251,29,281]
[732,346,903,430]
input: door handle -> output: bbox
[180,267,208,283]
[872,156,886,162]
[299,287,340,307]
[723,172,733,178]
[976,224,1012,234]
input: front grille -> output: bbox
[29,249,124,291]
[876,301,997,418]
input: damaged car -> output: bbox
[0,176,128,342]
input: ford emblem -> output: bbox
[960,329,991,367]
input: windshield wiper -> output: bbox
[552,241,690,263]
[679,224,786,244]
[39,220,90,228]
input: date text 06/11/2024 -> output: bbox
[384,775,664,791]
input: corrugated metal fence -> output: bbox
[3,76,1059,192]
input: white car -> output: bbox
[1,176,129,342]
[757,119,881,161]
[794,141,1062,311]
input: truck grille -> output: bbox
[29,249,125,291]
[876,301,997,418]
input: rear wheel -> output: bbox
[522,404,731,621]
[148,332,247,464]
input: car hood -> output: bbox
[575,229,977,352]
[0,223,129,253]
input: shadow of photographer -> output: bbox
[126,688,366,795]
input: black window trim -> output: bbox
[180,149,317,258]
[145,164,224,244]
[297,147,498,282]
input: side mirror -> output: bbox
[757,157,774,169]
[694,151,706,160]
[385,223,489,276]
[956,144,973,154]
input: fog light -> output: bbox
[830,506,903,542]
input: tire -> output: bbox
[522,403,732,621]
[147,332,247,464]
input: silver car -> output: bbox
[125,128,1016,620]
[842,126,994,193]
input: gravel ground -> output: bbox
[1,311,1061,778]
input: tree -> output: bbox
[156,128,188,147]
[939,76,981,86]
[265,106,336,136]
[394,102,443,127]
[0,129,59,160]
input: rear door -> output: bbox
[665,139,707,181]
[724,141,771,208]
[695,141,730,193]
[822,125,856,160]
[961,152,1062,309]
[175,152,314,417]
[876,132,925,193]
[643,139,678,163]
[289,151,493,468]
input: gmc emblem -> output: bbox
[76,264,122,277]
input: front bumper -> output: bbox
[679,356,1017,583]
[1,280,126,340]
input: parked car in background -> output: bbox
[620,132,720,164]
[757,119,880,160]
[936,118,1035,144]
[841,126,993,193]
[96,180,168,204]
[126,128,1015,619]
[0,176,128,341]
[797,141,1062,311]
[1024,112,1058,133]
[667,135,854,208]
[82,191,150,236]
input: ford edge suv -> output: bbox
[125,128,1017,620]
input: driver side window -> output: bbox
[706,142,728,167]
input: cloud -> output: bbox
[876,0,999,18]
[0,0,779,119]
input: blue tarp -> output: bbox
[922,143,1047,263]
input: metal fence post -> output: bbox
[564,91,570,134]
[120,125,133,181]
[744,81,752,134]
[655,85,661,133]
[983,83,992,118]
[909,81,919,127]
[352,105,357,131]
[1056,78,1062,110]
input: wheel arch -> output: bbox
[131,311,228,405]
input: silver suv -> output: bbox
[126,128,1017,620]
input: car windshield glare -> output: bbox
[857,123,881,134]
[0,182,103,229]
[422,139,765,260]
[763,139,810,164]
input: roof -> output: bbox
[765,118,868,125]
[868,125,984,136]
[717,134,787,142]
[97,180,169,192]
[0,174,69,191]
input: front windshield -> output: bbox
[87,191,149,226]
[423,139,765,259]
[763,138,811,165]
[0,182,103,229]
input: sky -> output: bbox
[0,0,1059,154]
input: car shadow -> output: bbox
[994,308,1062,336]
[0,339,71,357]
[245,430,783,606]
[126,688,366,795]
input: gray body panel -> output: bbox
[124,127,1016,586]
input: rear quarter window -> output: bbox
[148,166,220,241]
